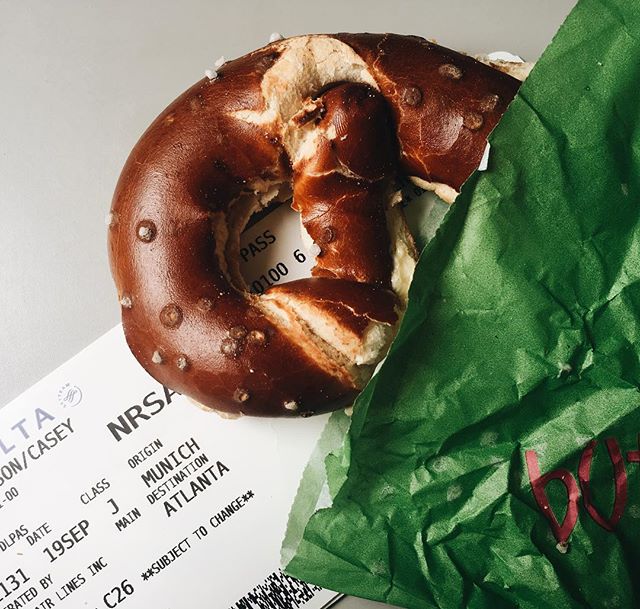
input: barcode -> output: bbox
[230,569,323,609]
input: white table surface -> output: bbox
[0,1,576,606]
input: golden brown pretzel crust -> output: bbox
[108,34,520,417]
[292,83,397,287]
[334,34,519,189]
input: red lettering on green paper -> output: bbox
[578,439,627,531]
[525,436,637,545]
[525,450,579,543]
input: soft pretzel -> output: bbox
[108,34,520,417]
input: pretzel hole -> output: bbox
[238,199,313,296]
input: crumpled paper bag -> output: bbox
[282,0,640,607]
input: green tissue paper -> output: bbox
[283,1,640,607]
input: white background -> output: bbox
[0,1,577,607]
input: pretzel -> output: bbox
[108,34,520,417]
